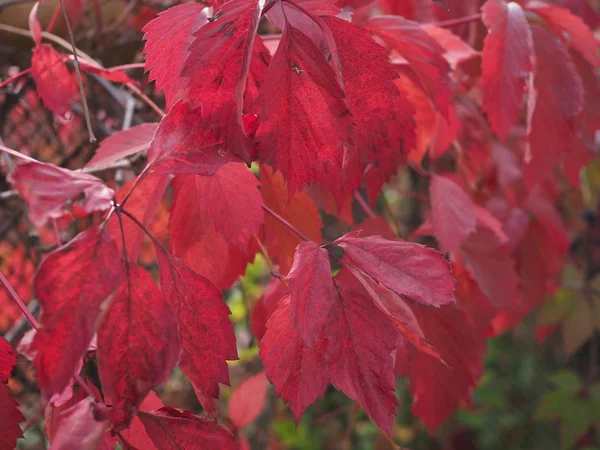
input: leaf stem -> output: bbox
[354,191,377,219]
[54,0,95,142]
[261,204,310,242]
[0,144,42,163]
[0,271,39,330]
[0,68,32,89]
[434,13,481,28]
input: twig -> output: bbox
[56,0,96,143]
[252,233,289,288]
[261,204,310,242]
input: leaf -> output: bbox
[548,370,582,392]
[560,399,592,449]
[169,163,263,289]
[525,25,584,186]
[462,227,520,308]
[429,174,478,252]
[259,165,323,275]
[120,391,164,450]
[108,174,169,262]
[256,23,353,196]
[147,102,241,177]
[288,241,334,345]
[0,384,24,449]
[0,337,16,383]
[396,305,486,433]
[142,3,208,110]
[525,1,600,67]
[86,124,159,170]
[251,277,287,341]
[183,0,270,161]
[259,295,329,420]
[139,407,239,450]
[481,0,533,140]
[322,16,416,202]
[535,389,576,420]
[326,269,403,435]
[344,267,440,361]
[48,398,110,450]
[423,25,479,68]
[155,246,237,406]
[31,44,77,117]
[562,298,595,357]
[32,226,123,397]
[7,161,114,228]
[228,371,268,429]
[333,232,455,307]
[97,264,181,429]
[365,16,452,119]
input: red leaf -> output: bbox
[344,267,440,361]
[397,305,486,433]
[333,233,455,306]
[481,0,533,140]
[0,384,24,449]
[525,25,584,186]
[155,246,237,406]
[525,1,600,67]
[288,241,334,345]
[183,0,270,161]
[259,295,329,419]
[326,269,403,435]
[169,163,263,289]
[423,25,479,68]
[139,407,239,450]
[260,165,323,275]
[142,3,208,110]
[356,217,397,240]
[147,102,241,177]
[0,337,16,383]
[461,227,520,307]
[365,16,452,119]
[120,391,164,450]
[31,44,77,117]
[47,398,110,450]
[32,226,123,397]
[108,174,169,262]
[7,161,114,227]
[323,16,416,202]
[228,371,268,429]
[430,174,478,252]
[256,23,353,196]
[97,264,181,429]
[86,124,158,170]
[251,277,287,341]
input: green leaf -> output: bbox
[560,400,592,449]
[549,370,583,392]
[535,390,576,421]
[538,289,577,326]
